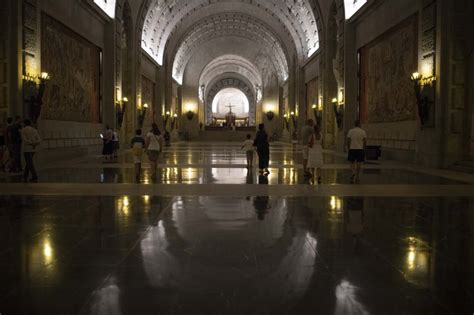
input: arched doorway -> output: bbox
[205,77,256,128]
[210,88,250,127]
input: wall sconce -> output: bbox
[162,110,171,130]
[266,111,275,121]
[116,96,128,129]
[23,72,50,123]
[312,103,323,126]
[137,103,148,128]
[171,113,178,130]
[283,113,290,130]
[185,103,196,120]
[332,97,344,130]
[290,111,297,129]
[410,72,436,125]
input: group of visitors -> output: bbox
[101,125,120,162]
[0,114,366,184]
[0,116,41,182]
[242,119,367,184]
[131,123,164,182]
[241,123,270,175]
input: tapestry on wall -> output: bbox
[41,14,101,123]
[141,76,155,126]
[359,14,418,123]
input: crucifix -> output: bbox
[226,103,235,113]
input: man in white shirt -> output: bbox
[21,119,41,182]
[347,120,367,183]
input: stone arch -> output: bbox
[171,13,289,85]
[206,77,256,126]
[140,0,322,66]
[198,55,263,93]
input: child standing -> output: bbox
[241,134,255,169]
[131,129,145,182]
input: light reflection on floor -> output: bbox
[0,195,473,314]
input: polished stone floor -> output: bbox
[1,142,474,314]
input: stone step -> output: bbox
[456,160,474,168]
[198,130,256,142]
[451,165,474,174]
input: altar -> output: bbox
[206,87,255,128]
[208,104,250,128]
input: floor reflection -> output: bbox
[1,196,473,314]
[1,167,466,185]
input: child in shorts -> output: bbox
[131,129,145,181]
[241,134,255,169]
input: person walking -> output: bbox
[10,116,23,172]
[102,125,113,162]
[0,119,5,172]
[307,125,324,184]
[131,129,145,182]
[254,123,270,175]
[301,119,314,177]
[347,120,367,183]
[241,134,255,169]
[3,117,13,172]
[21,119,41,182]
[146,123,164,180]
[112,128,120,161]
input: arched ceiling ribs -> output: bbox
[141,0,321,66]
[172,14,288,85]
[199,55,263,95]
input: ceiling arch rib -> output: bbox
[199,55,263,94]
[141,0,320,66]
[172,14,288,85]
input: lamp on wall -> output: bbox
[410,71,436,125]
[312,101,323,126]
[283,113,290,131]
[263,103,275,121]
[23,72,50,124]
[116,96,128,129]
[171,113,179,130]
[185,103,196,120]
[266,111,275,121]
[162,110,171,130]
[332,96,344,130]
[137,103,148,128]
[290,110,297,130]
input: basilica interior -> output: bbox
[1,0,474,314]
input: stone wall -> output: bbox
[345,0,421,163]
[0,0,11,122]
[16,0,112,156]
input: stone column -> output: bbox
[342,22,357,148]
[103,20,115,128]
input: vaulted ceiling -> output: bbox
[141,0,322,69]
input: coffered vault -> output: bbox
[171,14,288,85]
[141,0,321,67]
[199,55,263,95]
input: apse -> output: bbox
[211,88,249,118]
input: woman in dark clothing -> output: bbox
[254,123,270,174]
